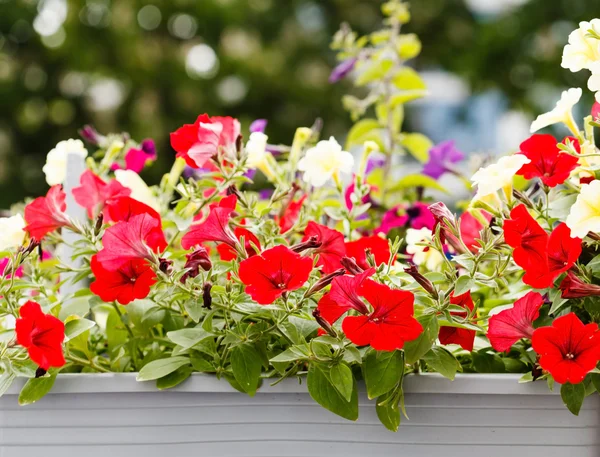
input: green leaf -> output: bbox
[345,119,384,151]
[390,174,447,194]
[591,373,600,393]
[190,355,215,372]
[329,363,354,402]
[58,296,90,320]
[423,347,460,380]
[472,351,505,373]
[104,306,128,354]
[376,390,400,432]
[397,33,422,60]
[167,328,213,349]
[399,134,432,163]
[230,344,262,396]
[64,318,96,342]
[364,350,404,399]
[391,67,426,91]
[156,367,192,390]
[0,371,16,398]
[355,59,394,86]
[561,382,585,416]
[588,254,600,275]
[270,345,310,363]
[404,314,439,364]
[184,299,204,323]
[18,372,57,405]
[307,364,358,421]
[454,276,474,296]
[376,104,404,135]
[136,356,190,382]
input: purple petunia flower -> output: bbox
[365,151,386,175]
[422,140,464,180]
[329,57,357,84]
[250,119,268,133]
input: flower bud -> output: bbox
[312,308,337,337]
[306,268,345,296]
[203,281,213,309]
[340,256,363,275]
[291,235,322,253]
[404,264,438,299]
[94,213,104,236]
[159,258,173,275]
[181,247,212,283]
[559,271,600,299]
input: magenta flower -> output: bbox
[422,140,464,180]
[329,58,357,83]
[376,202,435,234]
[250,119,268,133]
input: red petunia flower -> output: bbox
[277,195,307,234]
[503,205,581,288]
[439,291,476,351]
[238,245,313,304]
[15,301,65,370]
[73,170,131,218]
[217,227,260,261]
[487,291,544,352]
[319,268,375,323]
[96,213,166,271]
[532,313,600,384]
[344,235,391,270]
[516,134,579,187]
[170,114,240,168]
[559,271,600,299]
[341,279,422,351]
[24,185,71,240]
[181,196,239,250]
[302,221,346,274]
[90,255,156,305]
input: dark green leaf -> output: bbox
[230,344,262,396]
[19,372,57,405]
[307,364,358,421]
[156,367,192,390]
[270,345,310,363]
[136,356,190,381]
[404,314,439,364]
[376,390,400,432]
[329,363,354,402]
[561,382,585,416]
[472,351,505,373]
[364,350,404,399]
[423,347,459,380]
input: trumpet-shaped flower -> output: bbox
[297,137,354,187]
[43,139,88,186]
[405,228,444,271]
[566,180,600,238]
[532,313,600,384]
[561,20,600,72]
[302,221,346,274]
[24,185,71,240]
[114,169,160,211]
[0,214,26,251]
[73,170,131,218]
[90,255,156,305]
[530,88,582,133]
[182,195,239,250]
[345,235,391,270]
[471,155,531,200]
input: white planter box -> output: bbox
[1,373,598,457]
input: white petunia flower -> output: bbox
[561,20,600,72]
[43,139,88,186]
[0,214,26,251]
[297,137,354,187]
[588,62,600,103]
[530,88,582,133]
[566,180,600,239]
[471,154,531,200]
[114,169,160,211]
[245,132,268,168]
[405,228,444,271]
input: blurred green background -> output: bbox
[1,0,599,207]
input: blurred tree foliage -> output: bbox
[0,0,599,206]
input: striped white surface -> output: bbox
[1,373,598,457]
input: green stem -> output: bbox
[66,354,111,373]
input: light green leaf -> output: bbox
[307,364,358,421]
[454,276,474,296]
[0,371,16,398]
[392,67,426,91]
[270,345,310,363]
[345,119,384,151]
[391,174,448,194]
[167,328,213,349]
[364,350,404,399]
[397,33,422,60]
[18,372,57,405]
[64,318,96,342]
[136,356,190,382]
[356,59,394,86]
[400,134,432,163]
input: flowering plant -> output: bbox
[2,1,600,431]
